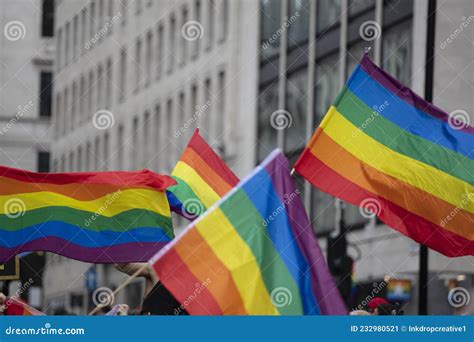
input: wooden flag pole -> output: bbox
[88,262,151,316]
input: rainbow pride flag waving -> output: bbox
[295,55,474,257]
[167,129,239,220]
[150,150,346,315]
[0,167,176,263]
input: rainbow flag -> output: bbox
[4,297,45,316]
[167,129,239,219]
[0,167,176,263]
[150,150,346,315]
[295,55,474,257]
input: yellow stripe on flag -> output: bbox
[195,209,278,315]
[320,107,474,213]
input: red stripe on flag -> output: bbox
[296,151,474,257]
[152,248,223,315]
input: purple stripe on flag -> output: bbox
[0,237,168,263]
[264,152,347,315]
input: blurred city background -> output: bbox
[0,0,472,315]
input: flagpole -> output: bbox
[88,263,151,316]
[418,0,437,316]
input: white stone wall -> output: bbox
[0,0,53,170]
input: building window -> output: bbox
[206,0,214,49]
[37,152,50,172]
[156,24,164,80]
[166,99,173,170]
[41,0,55,37]
[80,76,86,121]
[94,136,100,170]
[382,20,413,86]
[216,70,225,143]
[180,6,189,64]
[117,124,124,169]
[39,72,53,117]
[145,30,152,87]
[217,0,228,43]
[97,64,104,108]
[65,22,70,65]
[260,0,281,58]
[73,15,78,59]
[63,87,69,134]
[285,70,307,154]
[257,81,278,161]
[71,81,77,127]
[103,132,109,170]
[154,105,161,170]
[204,78,212,134]
[168,15,176,73]
[193,0,201,58]
[317,0,341,33]
[106,58,113,107]
[132,117,139,168]
[143,111,151,162]
[77,146,83,172]
[90,2,96,42]
[178,92,185,147]
[135,38,142,92]
[288,0,310,47]
[88,70,94,115]
[119,47,127,102]
[56,28,62,67]
[86,142,92,171]
[81,8,87,55]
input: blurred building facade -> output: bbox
[0,0,54,309]
[42,0,473,315]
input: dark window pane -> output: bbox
[317,0,340,33]
[288,0,310,47]
[285,70,307,153]
[257,81,279,162]
[348,0,375,16]
[40,72,53,117]
[260,0,281,58]
[38,152,50,173]
[382,20,412,86]
[42,0,55,37]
